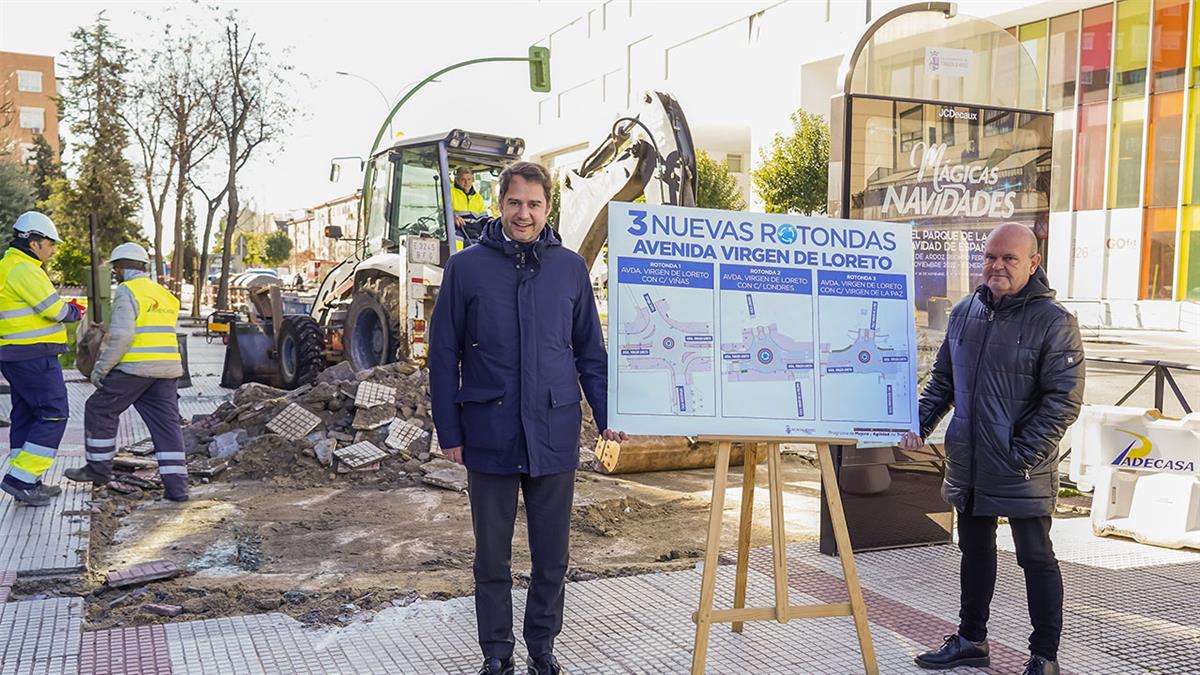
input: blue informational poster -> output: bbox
[606,202,918,444]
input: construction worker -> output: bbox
[452,167,488,245]
[66,243,189,502]
[0,212,84,506]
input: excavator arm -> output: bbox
[557,91,697,271]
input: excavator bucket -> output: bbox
[593,436,748,474]
[221,319,281,389]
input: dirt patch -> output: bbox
[572,496,701,537]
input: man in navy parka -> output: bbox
[429,160,623,675]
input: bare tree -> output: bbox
[203,12,293,310]
[120,71,176,275]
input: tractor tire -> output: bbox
[277,315,325,389]
[344,276,401,372]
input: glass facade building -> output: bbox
[1012,0,1199,301]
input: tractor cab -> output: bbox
[360,129,525,262]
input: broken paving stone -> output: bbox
[312,439,336,467]
[355,381,396,408]
[189,457,228,478]
[123,437,156,456]
[418,458,460,474]
[106,560,181,588]
[181,598,208,614]
[316,360,356,385]
[144,603,183,617]
[266,403,323,440]
[208,430,245,459]
[114,474,158,490]
[385,419,430,453]
[420,459,468,492]
[329,431,355,442]
[333,441,389,469]
[113,456,159,471]
[336,460,380,474]
[352,404,396,431]
[106,482,140,495]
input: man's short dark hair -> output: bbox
[498,161,552,202]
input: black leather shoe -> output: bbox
[35,482,62,497]
[1,480,50,506]
[65,465,108,485]
[477,657,514,675]
[527,654,565,675]
[1023,655,1060,675]
[914,633,990,670]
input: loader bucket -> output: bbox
[592,436,747,474]
[221,320,281,389]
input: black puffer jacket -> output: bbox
[919,268,1085,518]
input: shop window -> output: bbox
[1047,13,1079,111]
[1080,5,1114,104]
[1113,0,1151,100]
[1140,207,1178,299]
[1151,0,1189,93]
[1109,99,1146,209]
[1075,103,1107,210]
[1146,91,1184,207]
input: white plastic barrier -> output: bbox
[1069,405,1200,550]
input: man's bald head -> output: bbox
[982,223,1041,300]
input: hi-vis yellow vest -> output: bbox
[119,277,180,364]
[451,186,485,215]
[0,248,69,346]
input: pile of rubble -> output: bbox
[172,360,471,490]
[97,359,603,497]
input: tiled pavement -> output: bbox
[0,335,1198,673]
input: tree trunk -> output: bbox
[171,143,189,295]
[193,204,217,318]
[216,133,239,311]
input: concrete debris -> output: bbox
[312,439,336,467]
[113,456,158,471]
[144,603,183,617]
[333,441,389,469]
[354,381,396,408]
[315,360,356,385]
[106,560,181,588]
[266,403,323,440]
[209,430,246,459]
[385,419,430,454]
[421,462,468,492]
[352,404,396,431]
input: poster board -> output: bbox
[606,202,918,445]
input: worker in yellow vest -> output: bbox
[452,166,487,246]
[0,212,84,506]
[66,243,188,502]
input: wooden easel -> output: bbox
[690,436,878,675]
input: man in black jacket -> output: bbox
[430,161,624,675]
[900,223,1084,675]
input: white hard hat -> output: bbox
[13,212,60,242]
[109,242,151,265]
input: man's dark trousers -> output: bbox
[1,356,68,486]
[957,509,1063,661]
[469,468,574,661]
[84,371,187,499]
